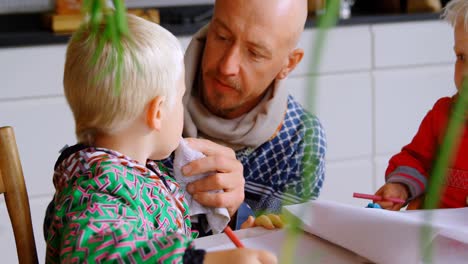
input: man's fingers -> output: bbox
[193,189,244,216]
[192,190,235,208]
[187,173,241,193]
[180,138,245,216]
[184,137,235,158]
[183,155,242,176]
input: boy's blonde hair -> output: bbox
[442,0,468,28]
[64,14,184,145]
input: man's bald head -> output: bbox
[213,0,308,49]
[201,0,307,118]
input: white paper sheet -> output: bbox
[283,200,468,264]
[194,227,366,264]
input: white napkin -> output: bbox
[173,138,230,234]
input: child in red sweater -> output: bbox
[375,0,468,210]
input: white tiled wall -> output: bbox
[374,155,393,189]
[320,160,374,207]
[287,72,373,161]
[294,25,372,75]
[373,21,454,68]
[374,65,456,155]
[0,45,67,99]
[0,98,75,196]
[0,21,454,262]
[0,197,23,264]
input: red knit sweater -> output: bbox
[385,96,468,208]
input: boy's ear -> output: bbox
[276,48,304,80]
[146,96,165,131]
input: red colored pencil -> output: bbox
[224,226,244,248]
[353,192,406,204]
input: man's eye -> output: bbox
[249,50,261,59]
[216,34,228,41]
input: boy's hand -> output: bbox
[204,248,277,264]
[240,215,285,230]
[374,183,409,211]
[183,138,245,216]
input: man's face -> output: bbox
[200,1,293,119]
[454,22,468,90]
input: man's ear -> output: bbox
[276,48,304,80]
[146,96,165,131]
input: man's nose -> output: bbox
[218,45,240,76]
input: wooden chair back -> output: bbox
[0,126,38,264]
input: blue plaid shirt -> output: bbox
[238,95,326,213]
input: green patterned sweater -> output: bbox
[45,147,199,263]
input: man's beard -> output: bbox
[201,87,244,118]
[201,70,243,118]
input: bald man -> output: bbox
[165,0,326,234]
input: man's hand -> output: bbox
[182,138,245,216]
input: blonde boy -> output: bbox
[44,14,276,263]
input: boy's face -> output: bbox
[454,21,468,90]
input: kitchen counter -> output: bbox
[0,5,441,48]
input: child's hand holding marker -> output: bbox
[356,182,409,211]
[353,192,406,204]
